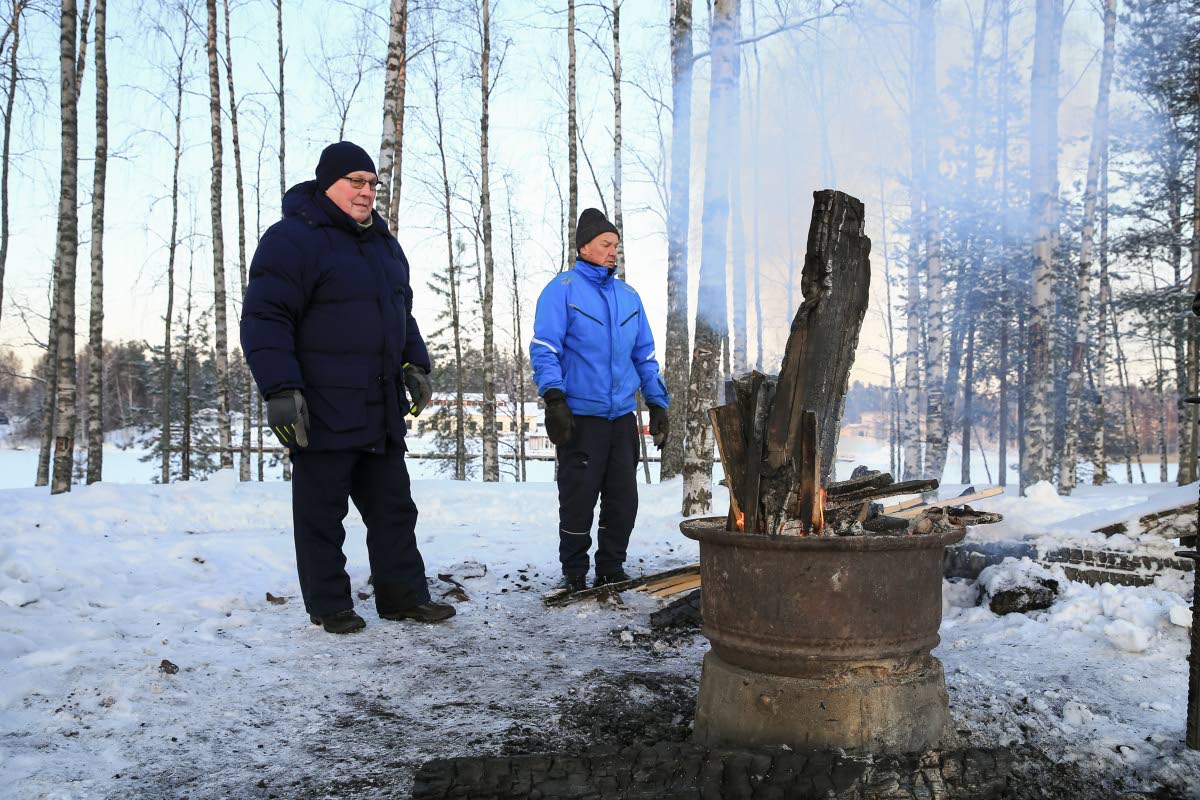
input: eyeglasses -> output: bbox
[341,176,382,191]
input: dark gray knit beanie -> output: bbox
[575,208,620,252]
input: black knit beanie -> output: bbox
[575,207,620,252]
[315,141,377,192]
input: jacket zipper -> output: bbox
[620,310,639,326]
[570,304,605,326]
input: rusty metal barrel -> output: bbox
[681,517,964,753]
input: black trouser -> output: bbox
[290,447,431,616]
[556,413,639,578]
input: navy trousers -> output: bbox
[556,413,640,578]
[290,447,431,616]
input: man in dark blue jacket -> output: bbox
[531,208,671,592]
[241,141,454,634]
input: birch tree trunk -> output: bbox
[275,0,285,203]
[681,0,737,516]
[1060,0,1116,494]
[997,0,1012,488]
[376,0,404,220]
[274,0,289,482]
[1094,145,1110,484]
[205,0,232,471]
[389,0,408,230]
[728,2,747,375]
[750,1,763,370]
[479,0,498,482]
[0,0,26,334]
[612,0,625,281]
[223,0,251,481]
[660,0,692,481]
[918,0,947,486]
[85,0,106,484]
[36,272,57,486]
[50,0,80,494]
[566,0,578,267]
[432,47,466,480]
[506,181,527,482]
[1022,0,1064,491]
[901,0,924,483]
[162,17,186,485]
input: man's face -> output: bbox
[324,170,377,224]
[579,232,620,268]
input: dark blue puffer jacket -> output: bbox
[240,181,430,452]
[530,259,669,419]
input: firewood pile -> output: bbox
[706,190,1002,538]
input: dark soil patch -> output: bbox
[501,670,697,756]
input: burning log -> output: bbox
[703,189,1003,541]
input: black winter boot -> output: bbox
[379,602,456,623]
[594,569,631,588]
[309,608,366,634]
[558,574,588,593]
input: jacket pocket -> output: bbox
[620,309,639,326]
[302,358,369,433]
[569,304,605,326]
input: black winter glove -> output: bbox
[647,404,669,450]
[1192,291,1200,317]
[268,390,309,448]
[403,363,432,416]
[543,389,574,446]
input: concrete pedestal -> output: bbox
[693,650,950,754]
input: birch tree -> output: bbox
[85,0,107,484]
[0,0,30,334]
[430,42,466,480]
[566,0,578,268]
[50,0,81,494]
[221,0,251,480]
[1022,0,1064,490]
[660,0,692,481]
[479,0,498,482]
[376,0,406,221]
[162,12,188,485]
[682,0,737,516]
[1060,0,1117,494]
[205,0,232,470]
[917,0,948,486]
[611,0,625,280]
[901,0,924,483]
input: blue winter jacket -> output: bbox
[530,259,670,419]
[240,180,431,452]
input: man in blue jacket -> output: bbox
[241,141,454,634]
[531,208,671,592]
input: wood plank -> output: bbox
[824,478,940,509]
[636,568,702,594]
[741,373,769,535]
[826,471,894,497]
[889,486,1004,519]
[648,576,703,597]
[543,564,703,607]
[881,496,925,514]
[709,403,749,527]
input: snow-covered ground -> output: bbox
[1,445,1200,797]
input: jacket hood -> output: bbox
[282,180,391,237]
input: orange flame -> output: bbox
[735,511,746,532]
[813,487,826,535]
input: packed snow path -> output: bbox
[1,474,1198,798]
